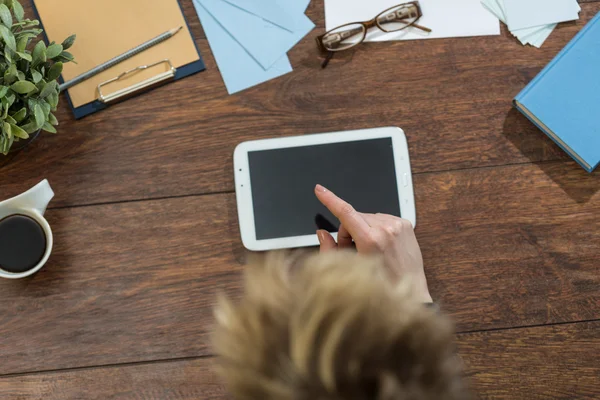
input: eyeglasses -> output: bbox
[316,2,432,68]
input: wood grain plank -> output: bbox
[419,162,600,326]
[459,322,600,399]
[1,321,598,399]
[3,3,598,207]
[0,358,227,400]
[0,162,598,374]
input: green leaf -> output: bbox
[42,121,56,133]
[39,99,50,117]
[0,136,8,155]
[2,93,14,118]
[0,4,11,27]
[1,97,9,118]
[46,43,62,59]
[20,120,38,134]
[33,103,44,128]
[27,98,36,111]
[11,19,39,28]
[16,28,42,36]
[35,79,46,92]
[16,51,31,61]
[1,71,12,85]
[39,81,56,99]
[0,24,15,51]
[16,33,34,52]
[16,70,25,81]
[11,107,26,122]
[6,136,14,153]
[47,90,58,109]
[10,80,37,94]
[5,91,14,107]
[56,51,75,63]
[46,61,62,81]
[5,115,15,124]
[3,44,12,63]
[3,122,11,140]
[0,85,7,98]
[48,112,58,126]
[9,123,28,139]
[61,34,76,50]
[3,93,15,120]
[17,35,29,53]
[4,63,16,84]
[11,0,25,22]
[32,40,46,66]
[32,70,43,83]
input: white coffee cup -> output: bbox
[0,180,54,279]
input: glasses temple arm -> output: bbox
[413,23,432,32]
[321,52,334,69]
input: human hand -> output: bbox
[314,184,432,303]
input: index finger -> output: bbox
[315,185,370,239]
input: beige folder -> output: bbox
[33,0,201,110]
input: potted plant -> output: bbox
[0,0,75,155]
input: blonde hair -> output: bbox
[213,251,467,400]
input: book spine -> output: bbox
[514,102,593,172]
[515,11,600,103]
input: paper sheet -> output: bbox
[299,0,311,13]
[200,0,314,69]
[192,0,292,94]
[503,0,579,31]
[518,23,556,47]
[325,0,500,42]
[224,0,307,31]
[481,0,558,47]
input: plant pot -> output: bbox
[10,129,42,153]
[0,130,42,169]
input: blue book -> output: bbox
[514,12,600,173]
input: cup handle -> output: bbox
[4,180,55,216]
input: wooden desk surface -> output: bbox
[1,1,598,398]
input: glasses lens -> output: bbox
[321,23,366,51]
[377,4,419,32]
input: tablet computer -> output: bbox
[233,127,416,251]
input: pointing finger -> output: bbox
[315,184,370,240]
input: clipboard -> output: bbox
[31,0,205,119]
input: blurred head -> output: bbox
[213,251,467,400]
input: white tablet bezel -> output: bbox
[233,127,416,251]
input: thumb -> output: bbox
[317,230,337,253]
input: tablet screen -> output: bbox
[248,138,401,240]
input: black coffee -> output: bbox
[0,214,47,273]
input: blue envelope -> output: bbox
[192,0,292,94]
[198,0,314,69]
[294,0,312,13]
[224,0,304,30]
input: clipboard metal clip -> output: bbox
[97,59,177,104]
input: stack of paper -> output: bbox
[192,0,314,94]
[481,0,581,47]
